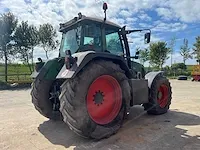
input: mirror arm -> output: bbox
[126,29,151,34]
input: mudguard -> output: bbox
[31,58,64,80]
[145,71,164,88]
[56,51,132,79]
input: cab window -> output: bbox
[105,29,123,56]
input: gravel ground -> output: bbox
[0,80,200,150]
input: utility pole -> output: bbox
[169,36,176,67]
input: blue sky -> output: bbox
[0,0,200,66]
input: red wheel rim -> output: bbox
[86,75,122,125]
[157,84,169,108]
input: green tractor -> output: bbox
[31,3,172,140]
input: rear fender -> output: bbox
[56,51,132,79]
[145,71,164,89]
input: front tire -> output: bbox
[143,76,172,115]
[59,60,131,139]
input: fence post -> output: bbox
[17,69,19,82]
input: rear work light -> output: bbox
[65,50,77,69]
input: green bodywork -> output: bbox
[131,61,145,77]
[31,58,64,80]
[32,55,145,80]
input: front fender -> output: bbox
[56,51,132,79]
[145,71,164,88]
[31,58,64,80]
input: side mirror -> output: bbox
[144,32,151,44]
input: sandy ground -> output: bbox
[0,80,200,150]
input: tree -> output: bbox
[0,12,18,82]
[28,25,39,70]
[193,36,200,65]
[149,41,170,69]
[180,39,192,64]
[171,63,188,76]
[171,63,186,70]
[38,23,59,59]
[14,21,34,73]
[139,48,149,65]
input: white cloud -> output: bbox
[139,22,154,28]
[152,22,187,32]
[120,10,132,17]
[138,13,152,21]
[156,7,175,21]
[156,0,200,23]
[110,18,125,25]
[2,0,200,28]
[126,17,138,23]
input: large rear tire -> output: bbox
[59,60,131,139]
[143,76,172,115]
[31,78,62,120]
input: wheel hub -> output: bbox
[87,75,122,125]
[157,84,169,108]
[157,91,163,99]
[93,90,104,105]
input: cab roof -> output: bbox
[59,14,121,32]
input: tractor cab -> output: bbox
[58,8,151,77]
[58,12,151,73]
[59,14,124,57]
[59,2,151,61]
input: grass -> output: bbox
[0,64,31,74]
[187,65,196,72]
[0,64,32,83]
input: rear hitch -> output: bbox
[49,81,61,111]
[65,50,77,69]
